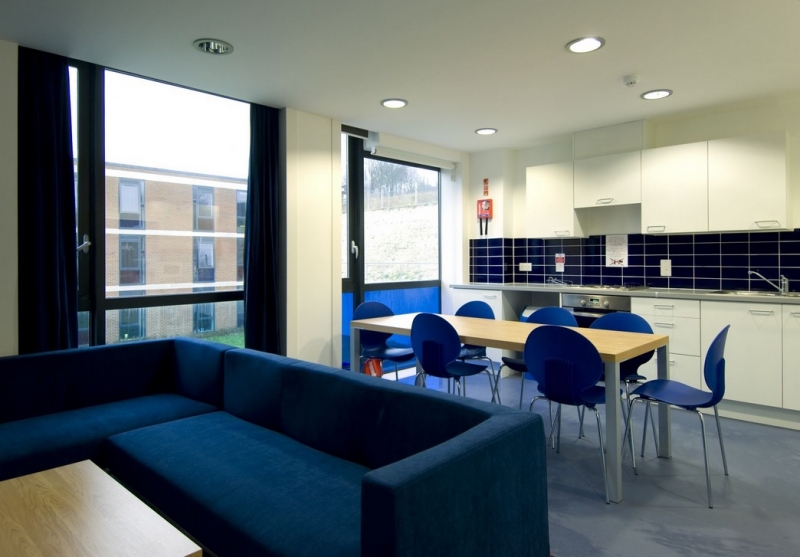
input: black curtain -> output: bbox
[244,104,282,353]
[17,47,78,354]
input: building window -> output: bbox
[237,300,244,328]
[193,287,215,333]
[119,290,145,341]
[193,186,215,232]
[194,237,215,283]
[119,235,145,285]
[237,237,244,283]
[119,178,144,229]
[236,190,246,233]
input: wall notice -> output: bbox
[606,235,628,267]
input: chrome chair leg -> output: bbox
[625,398,639,475]
[640,401,660,458]
[555,404,563,454]
[530,396,556,448]
[578,406,585,439]
[696,410,713,508]
[592,407,610,504]
[714,405,729,476]
[518,371,525,410]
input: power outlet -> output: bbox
[660,259,672,277]
[519,262,533,272]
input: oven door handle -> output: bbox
[570,310,607,318]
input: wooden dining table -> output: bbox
[350,312,670,504]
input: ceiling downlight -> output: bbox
[475,128,497,135]
[641,89,673,100]
[566,37,605,54]
[381,99,408,109]
[193,39,234,55]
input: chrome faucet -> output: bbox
[748,270,789,295]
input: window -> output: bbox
[69,63,250,346]
[119,179,144,229]
[119,235,145,285]
[236,190,246,233]
[194,237,215,283]
[194,186,215,232]
[237,237,244,283]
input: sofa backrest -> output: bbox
[0,338,229,424]
[223,349,507,469]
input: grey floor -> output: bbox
[396,370,800,557]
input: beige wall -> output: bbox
[0,40,18,356]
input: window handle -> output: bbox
[77,234,91,254]
[350,240,359,260]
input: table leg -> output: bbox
[604,361,623,503]
[656,344,672,458]
[350,326,360,373]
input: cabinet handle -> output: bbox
[646,225,666,233]
[654,304,674,309]
[483,295,498,299]
[555,230,570,237]
[654,322,675,328]
[755,220,780,228]
[749,310,774,316]
[792,312,800,318]
[669,360,675,365]
[596,198,614,205]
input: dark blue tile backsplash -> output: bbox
[469,229,800,293]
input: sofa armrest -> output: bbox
[361,412,549,557]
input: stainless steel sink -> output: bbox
[709,290,780,296]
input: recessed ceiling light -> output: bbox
[475,128,497,135]
[566,37,605,54]
[193,38,234,55]
[641,89,673,100]
[381,99,408,109]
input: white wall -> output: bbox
[283,108,341,366]
[0,40,18,356]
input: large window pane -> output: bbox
[363,159,439,283]
[104,70,249,308]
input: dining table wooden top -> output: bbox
[351,313,669,364]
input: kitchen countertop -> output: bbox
[451,283,800,305]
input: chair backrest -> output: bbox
[455,300,496,321]
[526,306,578,327]
[410,313,461,378]
[703,325,730,407]
[353,301,393,350]
[590,312,655,374]
[523,326,604,406]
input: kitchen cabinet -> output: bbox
[526,162,584,238]
[708,131,790,232]
[782,305,800,411]
[701,300,782,407]
[449,288,504,362]
[573,151,641,208]
[641,142,708,234]
[632,298,701,388]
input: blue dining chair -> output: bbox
[455,301,499,402]
[625,325,730,508]
[410,313,492,397]
[590,312,659,456]
[353,301,415,380]
[498,306,578,410]
[523,325,610,503]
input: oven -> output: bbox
[561,292,632,328]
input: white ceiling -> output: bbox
[2,0,800,153]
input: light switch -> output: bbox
[519,262,533,272]
[660,259,672,277]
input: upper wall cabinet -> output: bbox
[708,131,790,232]
[526,161,584,238]
[641,141,709,234]
[573,151,641,209]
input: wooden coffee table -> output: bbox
[0,460,201,557]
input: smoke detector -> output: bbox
[623,74,639,88]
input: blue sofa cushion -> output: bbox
[104,411,368,557]
[0,338,229,425]
[223,349,497,470]
[0,393,216,481]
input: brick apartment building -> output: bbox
[103,164,246,342]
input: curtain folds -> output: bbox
[17,47,78,354]
[244,104,282,353]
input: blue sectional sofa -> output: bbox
[0,339,550,557]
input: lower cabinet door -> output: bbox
[641,353,702,389]
[783,306,800,411]
[701,301,782,407]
